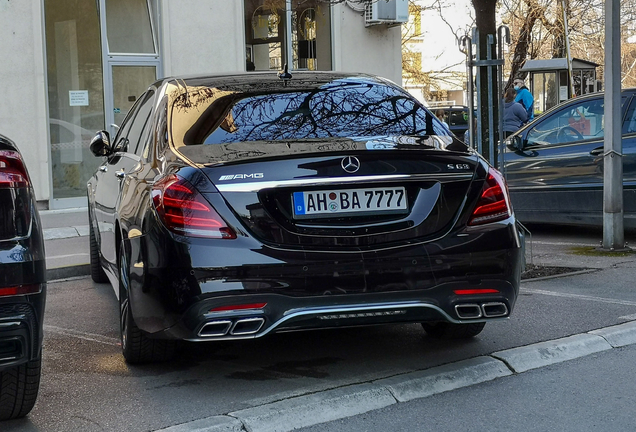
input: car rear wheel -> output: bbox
[421,321,486,339]
[88,207,108,283]
[118,243,175,364]
[0,358,41,420]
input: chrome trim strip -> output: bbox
[0,354,21,362]
[215,173,473,193]
[0,321,22,329]
[184,301,506,342]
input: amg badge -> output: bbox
[218,173,264,181]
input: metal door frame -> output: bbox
[99,0,162,138]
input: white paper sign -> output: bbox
[69,90,89,106]
[559,86,568,100]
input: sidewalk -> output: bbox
[42,207,635,281]
[41,207,90,281]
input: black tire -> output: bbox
[88,208,108,283]
[119,243,175,364]
[421,321,486,339]
[0,359,41,420]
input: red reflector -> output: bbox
[454,289,500,295]
[152,174,236,239]
[0,150,30,189]
[0,284,42,297]
[210,303,267,312]
[469,168,511,226]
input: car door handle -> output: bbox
[99,166,108,172]
[115,170,126,179]
[590,147,604,156]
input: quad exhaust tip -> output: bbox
[199,320,232,337]
[455,302,509,320]
[198,317,266,338]
[230,317,265,335]
[455,304,482,319]
[481,302,509,318]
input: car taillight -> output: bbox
[0,150,30,189]
[151,174,236,239]
[0,150,32,240]
[468,168,512,226]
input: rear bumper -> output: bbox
[0,290,45,369]
[126,219,522,338]
[164,281,516,341]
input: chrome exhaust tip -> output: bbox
[481,302,509,318]
[230,317,265,335]
[455,304,483,319]
[198,320,232,337]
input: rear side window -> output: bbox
[174,80,447,145]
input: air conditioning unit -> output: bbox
[365,0,409,27]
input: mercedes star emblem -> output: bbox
[341,156,360,173]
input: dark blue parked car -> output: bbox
[503,89,636,229]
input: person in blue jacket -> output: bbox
[503,87,527,137]
[513,78,534,121]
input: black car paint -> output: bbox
[504,89,636,228]
[87,72,521,344]
[0,134,46,372]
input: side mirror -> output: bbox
[511,135,524,151]
[90,131,112,157]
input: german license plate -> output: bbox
[292,187,407,219]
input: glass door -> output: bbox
[106,64,157,138]
[44,0,106,205]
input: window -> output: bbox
[173,80,445,148]
[622,96,636,135]
[126,91,155,156]
[45,0,105,199]
[244,0,331,72]
[105,0,156,54]
[113,94,146,152]
[526,98,605,146]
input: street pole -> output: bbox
[561,0,575,97]
[603,0,624,250]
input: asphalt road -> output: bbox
[4,225,636,432]
[297,343,636,432]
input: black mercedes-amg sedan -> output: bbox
[0,134,46,420]
[87,71,523,364]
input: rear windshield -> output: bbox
[172,79,449,145]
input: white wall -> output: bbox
[0,0,50,201]
[331,4,403,85]
[160,1,244,76]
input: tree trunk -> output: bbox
[506,4,543,90]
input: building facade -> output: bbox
[0,0,404,209]
[402,0,472,106]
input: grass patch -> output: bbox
[569,246,635,257]
[521,264,583,280]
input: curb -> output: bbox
[230,383,396,432]
[491,333,612,373]
[374,356,511,402]
[47,264,91,282]
[590,321,636,347]
[520,268,600,282]
[154,416,243,432]
[152,321,636,432]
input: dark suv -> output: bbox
[0,134,46,420]
[434,105,470,137]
